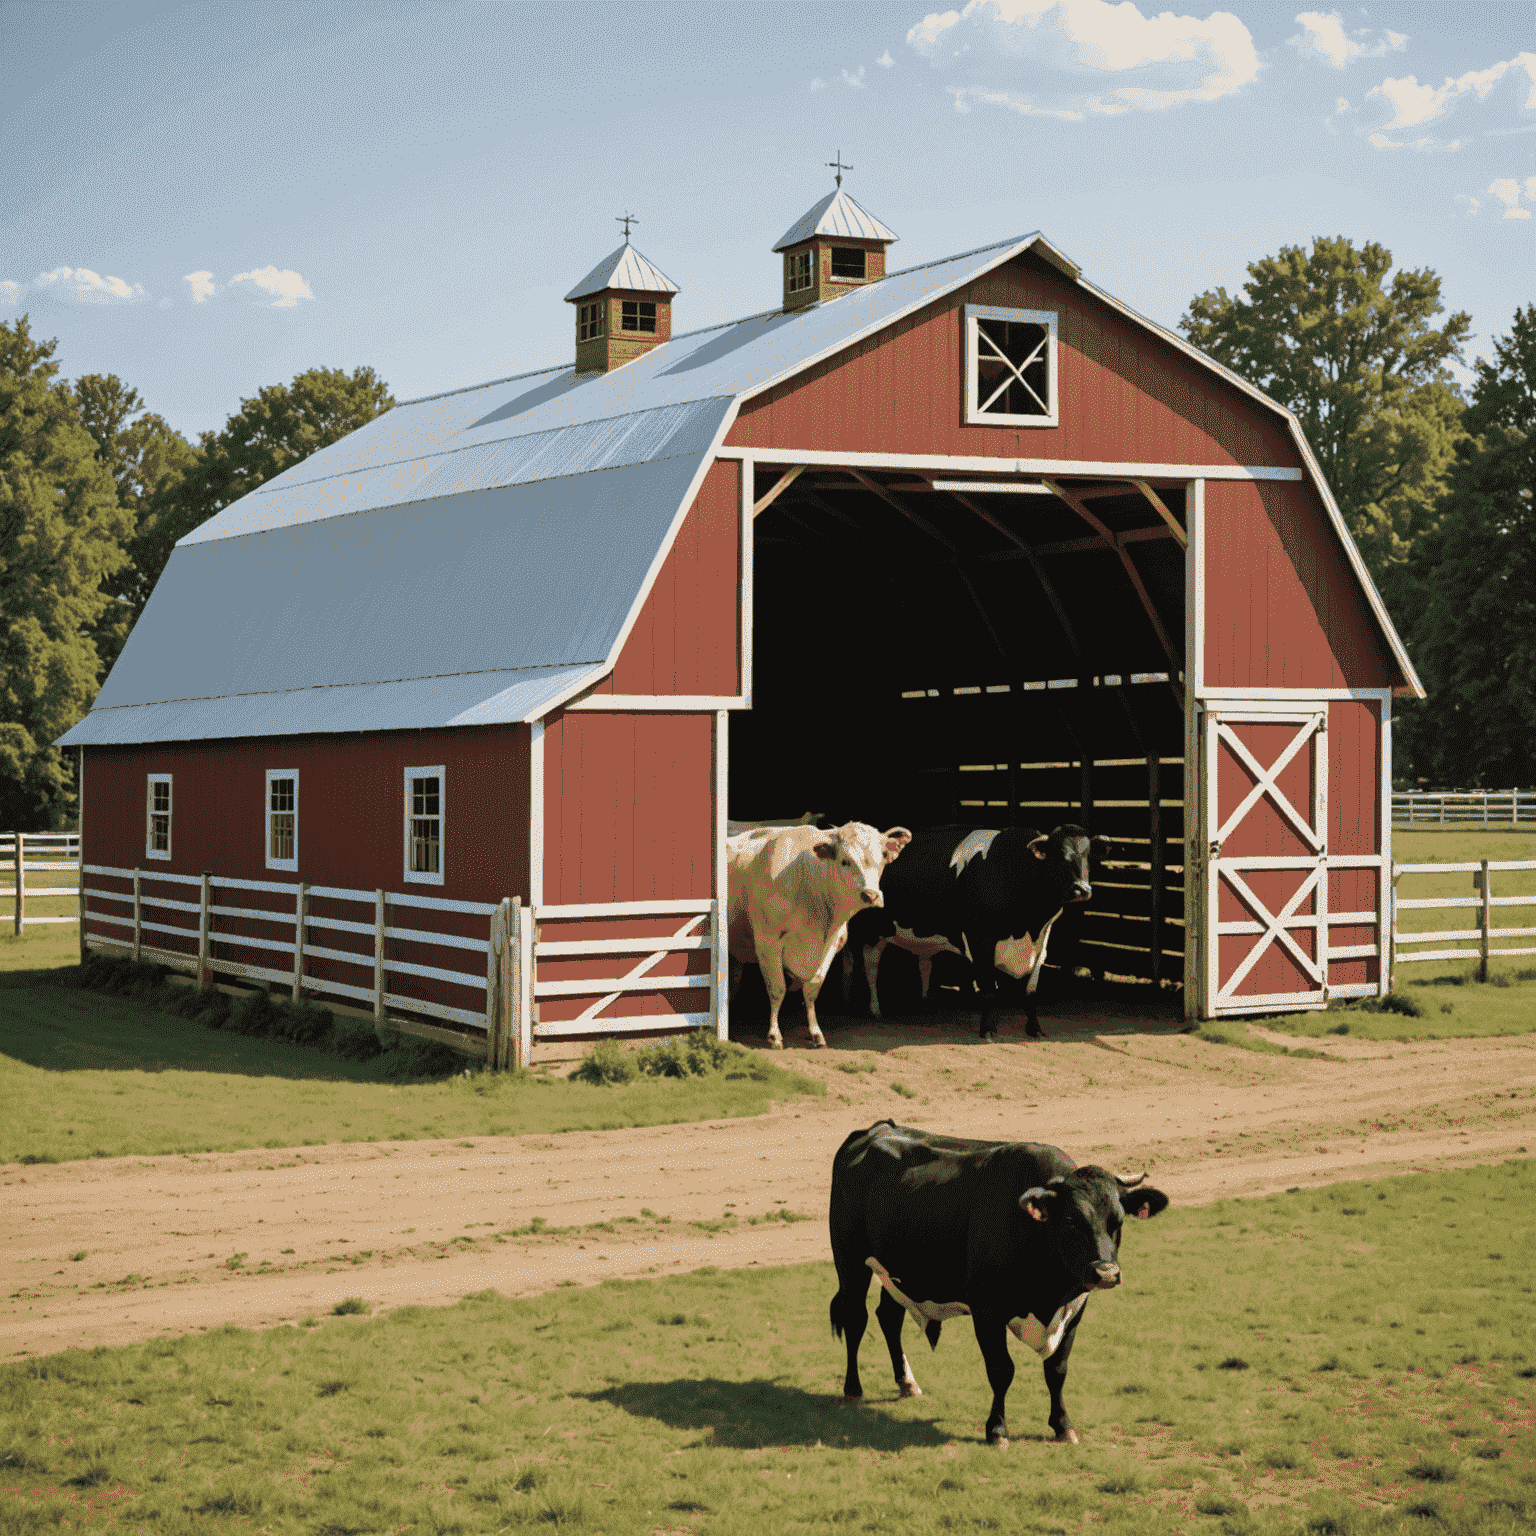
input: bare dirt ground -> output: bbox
[5,1003,1535,1359]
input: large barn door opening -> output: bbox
[1202,703,1329,1016]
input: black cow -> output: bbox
[829,1120,1168,1446]
[843,824,1108,1038]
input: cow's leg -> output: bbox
[875,1289,923,1397]
[728,957,744,1002]
[975,937,1002,1041]
[916,953,933,1006]
[862,938,887,1020]
[972,1311,1016,1446]
[829,1263,873,1402]
[1024,912,1061,1040]
[1043,1302,1087,1443]
[753,933,789,1050]
[800,930,847,1048]
[840,945,854,1002]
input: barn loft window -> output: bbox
[577,301,605,342]
[146,774,172,861]
[786,250,812,293]
[964,304,1058,428]
[404,766,444,885]
[829,246,866,280]
[620,299,657,333]
[265,769,298,872]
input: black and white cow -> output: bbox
[829,1120,1168,1446]
[843,824,1108,1038]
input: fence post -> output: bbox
[13,833,23,936]
[710,897,728,1041]
[511,898,533,1071]
[1479,859,1491,984]
[374,889,386,1034]
[132,869,142,962]
[197,872,211,988]
[78,845,87,963]
[485,897,510,1071]
[1148,755,1164,984]
[291,882,308,1005]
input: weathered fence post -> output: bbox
[485,897,510,1071]
[291,882,308,1005]
[509,897,533,1071]
[373,889,386,1033]
[132,869,142,962]
[197,872,211,988]
[711,896,728,1041]
[13,833,23,936]
[1479,859,1491,984]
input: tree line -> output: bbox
[1,236,1531,829]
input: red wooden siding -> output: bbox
[1204,480,1393,691]
[725,254,1295,469]
[1327,697,1382,990]
[592,459,741,697]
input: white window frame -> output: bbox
[786,249,812,293]
[964,304,1059,428]
[265,768,299,872]
[403,765,445,886]
[146,774,172,861]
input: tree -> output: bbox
[1395,308,1536,787]
[0,318,131,829]
[1180,237,1469,588]
[74,373,198,672]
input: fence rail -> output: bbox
[3,832,82,934]
[1393,790,1536,824]
[1391,858,1536,981]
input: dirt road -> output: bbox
[5,1016,1534,1358]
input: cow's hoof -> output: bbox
[840,1394,864,1407]
[770,1038,785,1051]
[898,1383,922,1399]
[1053,1428,1079,1445]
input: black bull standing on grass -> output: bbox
[829,1121,1168,1446]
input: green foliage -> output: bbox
[572,1029,758,1086]
[1179,236,1467,587]
[0,318,131,829]
[1396,306,1536,788]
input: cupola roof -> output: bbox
[772,187,898,252]
[564,242,680,303]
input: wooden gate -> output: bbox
[1202,702,1330,1015]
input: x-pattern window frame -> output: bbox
[964,304,1059,428]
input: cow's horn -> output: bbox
[1114,1172,1147,1189]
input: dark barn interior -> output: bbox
[729,465,1190,1013]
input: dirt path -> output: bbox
[5,1014,1535,1359]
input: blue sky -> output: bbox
[3,0,1532,440]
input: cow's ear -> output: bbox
[811,836,839,861]
[1123,1188,1170,1221]
[1020,1186,1058,1222]
[1027,835,1049,861]
[883,826,913,861]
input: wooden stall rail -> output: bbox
[1391,858,1536,984]
[2,832,83,935]
[1393,791,1536,825]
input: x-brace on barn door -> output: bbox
[1203,703,1330,1016]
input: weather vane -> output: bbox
[616,212,639,241]
[827,152,852,188]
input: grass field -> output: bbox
[2,1161,1532,1535]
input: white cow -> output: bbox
[725,811,826,836]
[726,821,912,1050]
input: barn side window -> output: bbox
[265,769,298,872]
[829,246,866,280]
[785,250,812,293]
[146,774,172,861]
[404,765,445,885]
[620,300,656,333]
[964,304,1058,428]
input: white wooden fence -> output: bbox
[79,864,722,1068]
[1394,790,1536,824]
[1392,858,1536,982]
[3,833,82,934]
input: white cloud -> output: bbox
[907,0,1260,118]
[1288,12,1407,69]
[878,49,895,68]
[1365,51,1536,136]
[0,279,21,307]
[183,270,216,303]
[1488,177,1535,219]
[230,266,315,307]
[32,266,147,304]
[842,65,867,88]
[1367,130,1461,152]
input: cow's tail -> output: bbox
[925,1319,943,1352]
[830,1290,849,1342]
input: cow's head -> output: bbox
[1019,1166,1168,1291]
[813,822,912,908]
[1026,824,1112,905]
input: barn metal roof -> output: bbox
[563,242,680,302]
[772,187,898,252]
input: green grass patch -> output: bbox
[1194,1021,1339,1058]
[0,973,820,1166]
[2,1162,1533,1534]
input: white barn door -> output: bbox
[1203,703,1330,1016]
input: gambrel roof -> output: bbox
[59,230,1420,749]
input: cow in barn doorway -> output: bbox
[726,821,911,1049]
[844,824,1109,1038]
[829,1119,1168,1446]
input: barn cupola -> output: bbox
[774,158,897,313]
[564,217,679,374]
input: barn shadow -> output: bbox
[579,1376,952,1450]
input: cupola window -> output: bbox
[577,302,605,342]
[786,250,813,293]
[621,299,657,333]
[964,304,1059,428]
[829,246,866,280]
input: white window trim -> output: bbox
[265,768,299,872]
[403,764,445,886]
[146,773,172,861]
[964,304,1059,428]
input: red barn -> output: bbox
[61,187,1421,1062]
